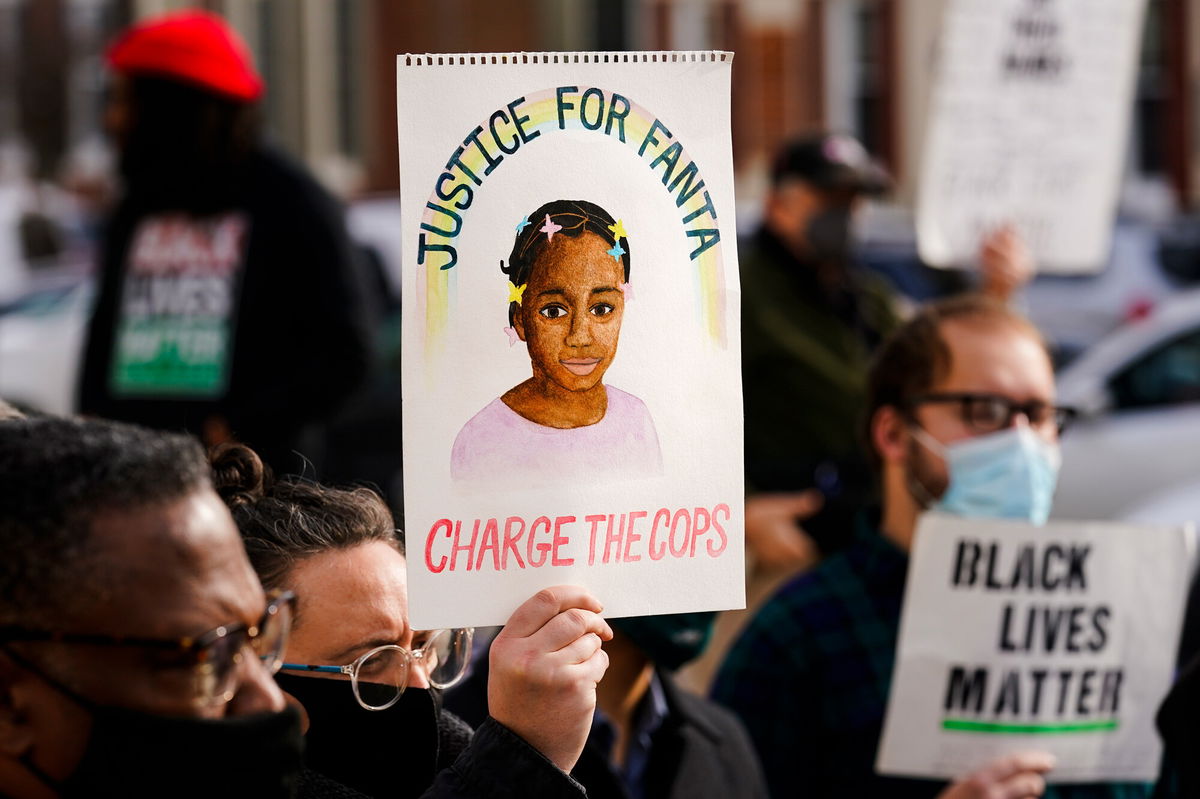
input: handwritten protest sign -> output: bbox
[878,514,1194,782]
[396,52,743,629]
[917,0,1148,274]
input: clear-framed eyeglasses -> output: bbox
[281,627,474,710]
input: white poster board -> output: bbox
[396,52,744,630]
[878,514,1193,782]
[917,0,1148,274]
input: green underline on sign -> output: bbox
[942,719,1119,735]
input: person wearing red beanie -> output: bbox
[106,9,264,102]
[80,8,372,478]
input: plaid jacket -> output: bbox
[711,513,1150,799]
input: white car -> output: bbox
[0,272,93,415]
[1053,288,1200,523]
[1023,223,1179,363]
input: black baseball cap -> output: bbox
[771,133,891,195]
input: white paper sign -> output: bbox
[878,514,1192,783]
[917,0,1148,274]
[396,52,744,630]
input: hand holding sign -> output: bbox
[937,751,1056,799]
[488,585,613,772]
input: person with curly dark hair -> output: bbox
[210,442,613,799]
[451,199,660,488]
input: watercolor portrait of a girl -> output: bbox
[451,199,662,488]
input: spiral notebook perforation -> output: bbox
[400,51,733,67]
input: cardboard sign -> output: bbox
[396,52,744,629]
[878,514,1194,782]
[917,0,1148,274]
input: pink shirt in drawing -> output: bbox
[451,385,662,489]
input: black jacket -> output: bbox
[298,718,585,799]
[79,145,372,472]
[1155,655,1200,799]
[571,671,769,799]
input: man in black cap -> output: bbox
[740,133,901,569]
[740,133,1032,570]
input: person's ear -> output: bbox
[513,310,526,342]
[872,405,910,467]
[0,653,35,757]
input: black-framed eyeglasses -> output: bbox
[0,591,295,707]
[281,627,473,711]
[905,392,1077,436]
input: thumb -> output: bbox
[787,489,825,518]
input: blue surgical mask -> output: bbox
[911,426,1061,525]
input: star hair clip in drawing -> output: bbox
[607,219,628,262]
[540,214,563,241]
[503,281,526,347]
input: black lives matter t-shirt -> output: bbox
[109,213,248,398]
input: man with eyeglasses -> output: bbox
[714,295,1144,798]
[0,416,303,798]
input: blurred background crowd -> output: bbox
[1,0,1199,518]
[2,3,1200,798]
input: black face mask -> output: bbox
[52,704,304,799]
[276,673,441,799]
[805,205,854,263]
[8,646,304,799]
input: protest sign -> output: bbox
[877,514,1193,782]
[917,0,1148,274]
[396,52,743,629]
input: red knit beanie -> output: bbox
[107,9,263,102]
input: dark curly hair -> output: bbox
[502,199,630,326]
[209,443,400,601]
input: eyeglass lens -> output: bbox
[252,597,292,673]
[197,595,293,705]
[353,646,412,710]
[424,628,472,689]
[962,396,1062,433]
[351,629,473,710]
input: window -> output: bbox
[823,0,895,172]
[1110,327,1200,410]
[1132,0,1168,176]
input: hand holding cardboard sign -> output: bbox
[979,225,1034,303]
[488,585,613,773]
[936,751,1056,799]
